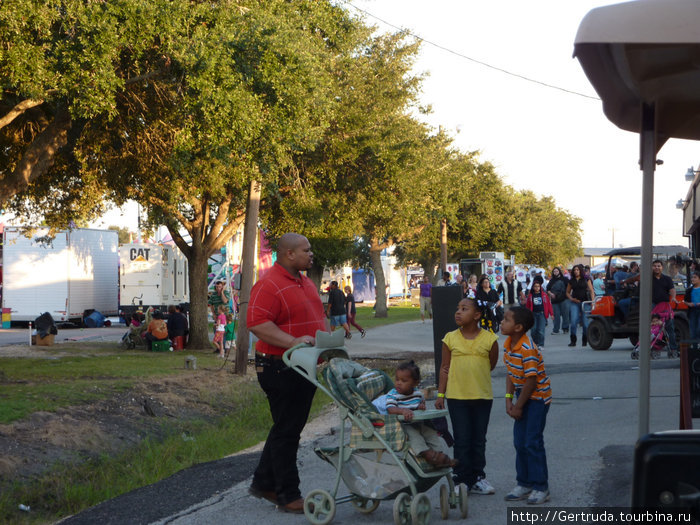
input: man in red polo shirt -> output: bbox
[247,233,327,514]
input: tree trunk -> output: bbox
[186,245,212,350]
[370,239,388,318]
[306,260,324,292]
[235,180,261,374]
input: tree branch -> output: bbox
[0,98,45,130]
[0,107,72,206]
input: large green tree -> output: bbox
[264,31,426,316]
[2,0,360,348]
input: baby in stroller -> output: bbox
[631,303,672,360]
[385,360,457,469]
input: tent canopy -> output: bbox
[574,0,700,151]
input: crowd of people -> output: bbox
[418,260,685,349]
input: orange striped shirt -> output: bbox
[503,334,552,404]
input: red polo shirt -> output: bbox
[247,262,326,356]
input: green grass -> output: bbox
[0,310,420,524]
[0,382,331,525]
[0,350,222,424]
[353,304,421,329]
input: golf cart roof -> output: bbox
[603,246,689,257]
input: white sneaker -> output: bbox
[527,490,550,505]
[504,485,532,501]
[470,478,495,495]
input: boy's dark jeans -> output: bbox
[252,355,316,505]
[447,398,493,487]
[513,398,549,492]
[531,312,545,346]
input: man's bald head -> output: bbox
[277,233,307,255]
[276,233,313,275]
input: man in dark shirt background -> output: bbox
[326,281,351,339]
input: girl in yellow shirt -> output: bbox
[435,297,499,494]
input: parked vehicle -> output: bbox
[118,243,189,321]
[586,246,690,350]
[1,227,119,323]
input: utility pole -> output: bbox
[440,218,448,275]
[235,180,261,375]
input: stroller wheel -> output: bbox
[439,484,449,519]
[410,493,431,525]
[352,497,379,514]
[631,349,638,360]
[127,341,136,350]
[393,493,411,525]
[304,489,335,525]
[457,483,469,519]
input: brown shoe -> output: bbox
[248,485,278,504]
[278,497,304,514]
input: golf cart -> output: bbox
[586,246,691,350]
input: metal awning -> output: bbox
[574,0,700,438]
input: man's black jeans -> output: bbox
[251,355,316,505]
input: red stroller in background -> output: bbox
[631,302,675,360]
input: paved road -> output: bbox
[56,320,685,525]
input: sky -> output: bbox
[90,0,699,249]
[340,0,699,249]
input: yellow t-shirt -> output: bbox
[442,328,498,400]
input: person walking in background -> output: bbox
[419,275,433,323]
[247,233,328,514]
[546,267,569,334]
[525,280,553,348]
[467,274,478,294]
[435,297,499,495]
[592,272,606,297]
[501,307,552,505]
[326,281,351,339]
[498,271,525,310]
[213,305,226,358]
[344,285,366,337]
[208,280,230,338]
[224,312,236,356]
[566,264,596,347]
[685,271,700,339]
[437,271,453,287]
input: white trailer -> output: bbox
[119,243,189,314]
[1,227,119,322]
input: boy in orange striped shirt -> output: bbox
[501,306,552,505]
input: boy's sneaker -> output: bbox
[504,485,532,501]
[470,478,495,495]
[527,490,550,505]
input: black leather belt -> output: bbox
[255,352,284,361]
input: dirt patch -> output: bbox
[0,365,240,483]
[0,351,433,486]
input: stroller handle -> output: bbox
[283,330,348,387]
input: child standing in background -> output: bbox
[435,297,499,495]
[224,313,236,356]
[501,306,552,505]
[214,305,226,358]
[525,281,553,348]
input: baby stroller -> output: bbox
[631,302,673,360]
[284,330,467,525]
[121,308,152,349]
